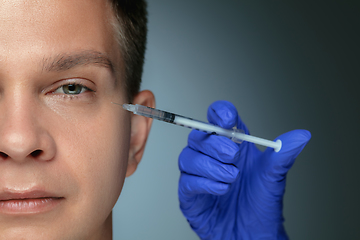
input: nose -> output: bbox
[0,98,56,163]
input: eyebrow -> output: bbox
[42,50,114,72]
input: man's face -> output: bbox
[0,0,152,239]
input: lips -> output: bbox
[0,190,64,214]
[0,190,61,201]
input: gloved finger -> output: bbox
[262,129,311,182]
[207,100,250,134]
[187,130,240,164]
[178,173,230,198]
[179,146,239,183]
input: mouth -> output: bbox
[0,191,65,215]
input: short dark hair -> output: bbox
[109,0,148,101]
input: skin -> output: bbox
[0,0,154,239]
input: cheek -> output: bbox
[86,116,130,200]
[55,106,131,226]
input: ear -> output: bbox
[126,90,155,177]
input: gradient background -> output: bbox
[113,1,360,239]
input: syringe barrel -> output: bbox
[133,105,175,123]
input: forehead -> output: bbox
[0,0,119,69]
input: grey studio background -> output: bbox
[113,1,360,240]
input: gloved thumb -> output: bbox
[207,100,249,134]
[262,129,311,181]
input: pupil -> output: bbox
[68,84,76,91]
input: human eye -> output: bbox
[45,78,97,103]
[54,83,92,95]
[46,77,97,98]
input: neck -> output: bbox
[90,211,113,240]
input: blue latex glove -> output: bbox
[178,101,311,240]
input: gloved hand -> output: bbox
[178,100,311,240]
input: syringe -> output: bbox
[117,103,282,152]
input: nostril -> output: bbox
[0,152,8,159]
[31,150,43,157]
